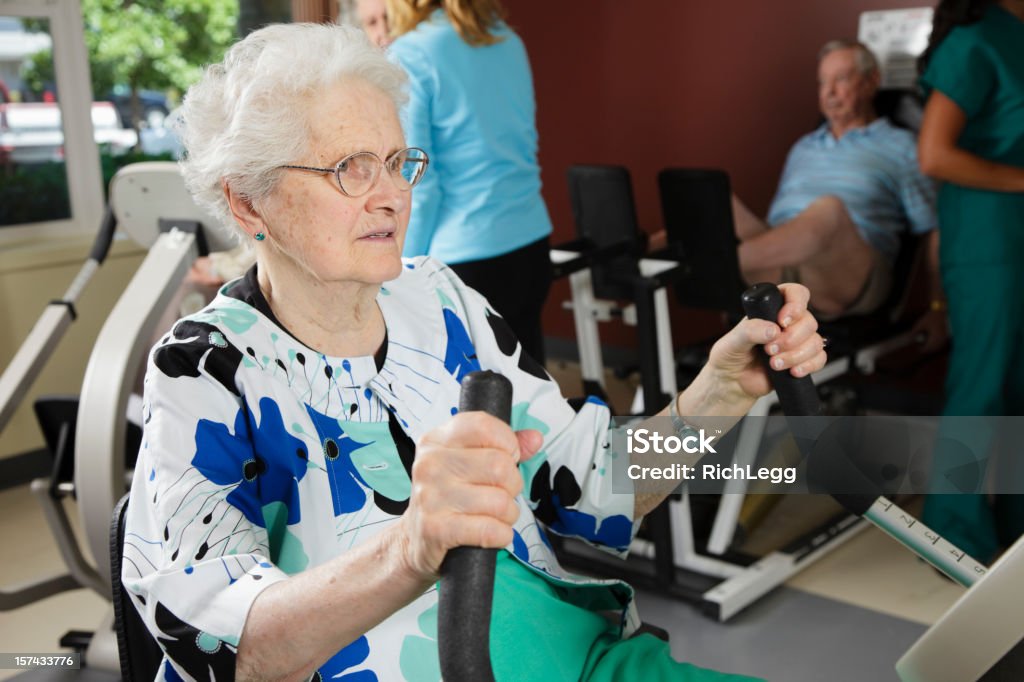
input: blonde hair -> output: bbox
[387,0,505,47]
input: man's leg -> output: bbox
[737,196,875,317]
[730,195,779,285]
[731,194,770,241]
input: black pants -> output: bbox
[450,236,552,365]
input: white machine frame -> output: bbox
[554,246,921,620]
[68,163,232,671]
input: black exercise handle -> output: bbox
[741,283,823,417]
[438,370,512,682]
[741,283,876,516]
[88,204,118,264]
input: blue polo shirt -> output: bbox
[766,119,938,262]
[389,11,553,264]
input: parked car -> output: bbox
[0,100,138,165]
[105,86,170,130]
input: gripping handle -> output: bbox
[437,370,512,682]
[742,283,877,515]
[741,283,823,417]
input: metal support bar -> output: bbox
[75,229,197,587]
[0,305,74,434]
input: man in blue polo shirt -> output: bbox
[734,40,942,326]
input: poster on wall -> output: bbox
[858,7,934,89]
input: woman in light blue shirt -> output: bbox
[388,0,554,363]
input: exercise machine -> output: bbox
[439,284,1024,682]
[0,207,119,611]
[551,164,928,621]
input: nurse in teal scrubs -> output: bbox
[917,0,1024,562]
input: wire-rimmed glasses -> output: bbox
[279,147,429,197]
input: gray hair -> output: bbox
[179,22,408,240]
[818,39,880,76]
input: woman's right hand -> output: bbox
[396,413,543,581]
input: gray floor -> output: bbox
[637,585,927,682]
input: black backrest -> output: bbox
[566,165,643,300]
[874,89,925,132]
[111,493,164,681]
[33,397,80,485]
[35,396,143,486]
[882,229,924,322]
[657,168,745,315]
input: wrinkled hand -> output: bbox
[396,412,543,581]
[910,309,949,354]
[706,283,827,403]
[186,256,225,287]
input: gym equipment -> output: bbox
[0,162,231,672]
[75,162,232,596]
[438,370,513,682]
[110,493,163,681]
[742,283,985,585]
[551,165,926,621]
[438,283,1017,682]
[896,543,1024,680]
[744,282,1023,682]
[0,208,120,611]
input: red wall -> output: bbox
[502,0,931,347]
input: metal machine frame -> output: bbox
[552,246,920,621]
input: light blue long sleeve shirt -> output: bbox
[389,11,553,264]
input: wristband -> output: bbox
[668,394,700,441]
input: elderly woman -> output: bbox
[123,23,825,682]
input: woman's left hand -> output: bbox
[705,283,826,405]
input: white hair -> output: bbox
[818,39,880,76]
[179,22,408,240]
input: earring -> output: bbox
[254,232,266,241]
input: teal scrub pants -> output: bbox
[924,263,1024,562]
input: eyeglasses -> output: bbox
[278,147,429,197]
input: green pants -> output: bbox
[924,263,1024,562]
[489,551,762,681]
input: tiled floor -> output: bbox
[0,360,966,680]
[0,486,110,681]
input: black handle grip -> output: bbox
[438,370,512,682]
[741,283,823,417]
[88,204,118,264]
[741,283,876,515]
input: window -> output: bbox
[0,0,102,240]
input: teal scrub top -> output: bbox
[920,5,1024,266]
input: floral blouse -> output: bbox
[123,256,640,681]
